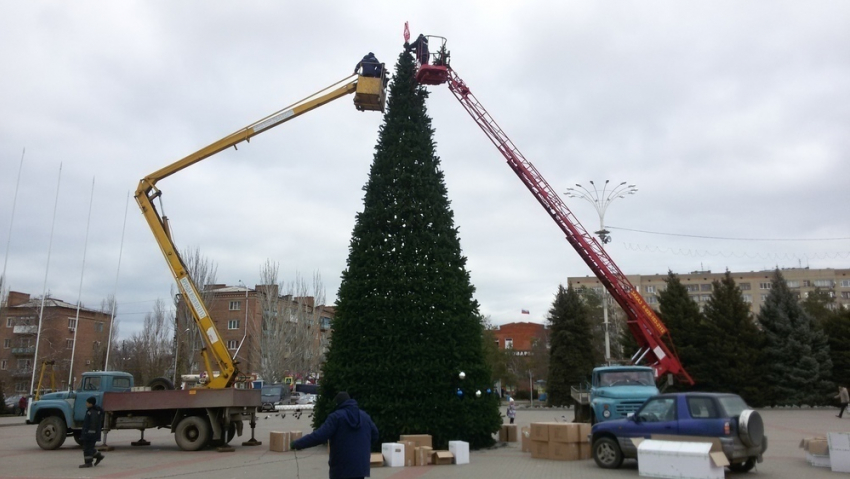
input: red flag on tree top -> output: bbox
[404,22,410,43]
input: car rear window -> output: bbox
[687,397,720,418]
[717,396,748,417]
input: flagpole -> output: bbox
[1,148,26,305]
[68,177,95,387]
[30,163,62,399]
[104,192,130,371]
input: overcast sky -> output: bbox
[1,1,848,338]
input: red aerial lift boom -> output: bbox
[411,34,694,385]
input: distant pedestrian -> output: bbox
[79,397,105,468]
[291,391,379,479]
[507,398,516,424]
[836,386,849,418]
[18,396,27,416]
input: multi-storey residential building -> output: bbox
[568,267,850,314]
[0,291,112,397]
[175,284,333,381]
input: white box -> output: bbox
[381,443,404,468]
[448,440,469,465]
[806,452,831,468]
[637,439,724,479]
[828,432,850,473]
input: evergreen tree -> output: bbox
[576,287,607,364]
[757,269,833,406]
[315,49,501,449]
[657,271,706,390]
[823,309,850,393]
[701,271,765,406]
[547,285,596,407]
[801,288,836,327]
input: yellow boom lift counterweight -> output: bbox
[135,66,387,389]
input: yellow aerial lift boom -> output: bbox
[135,68,387,389]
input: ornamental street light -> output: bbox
[564,180,637,363]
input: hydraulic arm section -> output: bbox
[135,70,386,389]
[414,38,693,384]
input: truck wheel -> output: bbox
[36,416,68,450]
[209,422,237,447]
[148,377,175,391]
[593,437,624,469]
[729,457,757,473]
[175,416,211,451]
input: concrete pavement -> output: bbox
[0,407,848,478]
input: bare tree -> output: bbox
[127,299,173,386]
[171,246,218,379]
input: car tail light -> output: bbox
[724,421,731,435]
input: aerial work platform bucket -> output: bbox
[354,75,386,113]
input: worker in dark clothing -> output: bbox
[79,397,105,468]
[291,392,378,479]
[354,52,381,78]
[408,34,429,65]
[18,396,27,416]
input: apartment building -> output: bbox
[0,291,112,397]
[568,267,850,314]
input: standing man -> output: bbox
[291,392,378,479]
[836,386,849,418]
[408,34,429,65]
[79,397,105,468]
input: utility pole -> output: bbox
[564,180,637,363]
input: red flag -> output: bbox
[521,309,529,314]
[404,22,410,43]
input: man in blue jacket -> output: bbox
[79,397,105,468]
[291,392,379,479]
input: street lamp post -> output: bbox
[564,180,637,364]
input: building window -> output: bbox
[814,280,834,288]
[739,283,751,291]
[3,338,10,349]
[6,317,13,327]
[227,320,239,330]
[15,382,27,393]
[759,283,772,290]
[227,340,239,350]
[700,295,711,302]
[95,322,104,333]
[743,294,752,303]
[229,301,241,311]
[841,280,850,288]
[17,359,31,370]
[645,285,656,294]
[321,317,331,330]
[786,280,800,288]
[66,339,74,349]
[700,284,712,292]
[0,359,6,370]
[841,292,850,299]
[803,280,812,287]
[686,284,700,292]
[505,338,513,350]
[647,295,657,304]
[68,318,77,330]
[494,340,499,347]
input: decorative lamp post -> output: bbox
[564,180,637,363]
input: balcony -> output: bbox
[13,325,38,335]
[11,368,33,378]
[11,347,35,356]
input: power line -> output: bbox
[608,226,850,242]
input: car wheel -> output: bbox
[729,457,757,473]
[593,437,624,469]
[739,410,764,448]
[36,416,68,450]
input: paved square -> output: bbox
[1,406,847,478]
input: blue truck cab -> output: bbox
[28,371,133,449]
[589,366,659,424]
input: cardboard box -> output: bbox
[828,432,850,473]
[448,440,469,465]
[550,442,581,461]
[290,431,303,441]
[637,437,729,468]
[530,423,550,442]
[415,446,433,466]
[579,443,592,460]
[400,434,432,449]
[635,439,726,478]
[370,452,384,467]
[401,440,416,467]
[270,431,289,452]
[521,427,531,453]
[432,450,454,465]
[549,423,580,443]
[578,423,592,443]
[500,424,518,442]
[530,440,550,459]
[382,443,405,467]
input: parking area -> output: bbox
[0,406,847,478]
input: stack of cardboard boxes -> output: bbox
[377,434,465,467]
[499,424,518,442]
[269,431,303,452]
[527,422,592,461]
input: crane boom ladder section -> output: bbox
[443,68,693,384]
[135,74,382,389]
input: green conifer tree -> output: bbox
[823,309,850,394]
[757,269,833,406]
[702,271,765,405]
[657,271,706,390]
[546,285,596,407]
[315,49,501,449]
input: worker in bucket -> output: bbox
[79,397,105,468]
[354,52,381,78]
[291,391,379,479]
[408,34,429,65]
